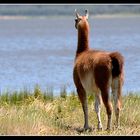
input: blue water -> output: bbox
[0,16,140,95]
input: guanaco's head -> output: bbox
[75,9,89,29]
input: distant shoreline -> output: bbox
[0,15,28,20]
[0,13,140,20]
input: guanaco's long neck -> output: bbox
[76,23,89,57]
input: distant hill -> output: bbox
[0,5,140,16]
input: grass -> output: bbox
[0,85,140,135]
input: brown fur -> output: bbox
[110,52,124,78]
[73,10,124,131]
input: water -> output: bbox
[0,16,140,95]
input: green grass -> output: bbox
[0,85,140,135]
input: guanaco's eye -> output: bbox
[75,18,81,22]
[75,19,78,22]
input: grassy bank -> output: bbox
[0,85,140,135]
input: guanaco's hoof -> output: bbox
[115,126,122,130]
[76,127,93,133]
[97,127,103,131]
[105,128,111,131]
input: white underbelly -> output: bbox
[80,71,100,94]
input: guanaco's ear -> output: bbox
[85,9,88,20]
[75,9,80,19]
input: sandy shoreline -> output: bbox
[0,14,140,20]
[92,14,140,18]
[0,15,29,20]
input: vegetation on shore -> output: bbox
[0,85,140,135]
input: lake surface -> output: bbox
[0,16,140,95]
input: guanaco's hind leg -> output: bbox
[73,68,90,131]
[111,77,122,129]
[94,63,113,130]
[94,93,103,130]
[101,89,113,130]
[77,87,90,131]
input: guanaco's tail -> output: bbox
[110,52,124,78]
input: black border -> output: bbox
[0,136,140,139]
[0,1,140,4]
[0,2,140,139]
